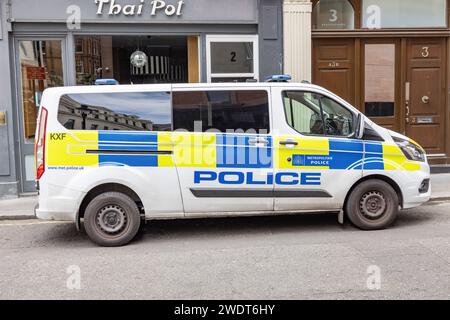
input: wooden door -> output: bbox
[313,38,355,105]
[406,38,446,155]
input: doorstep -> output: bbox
[431,165,450,174]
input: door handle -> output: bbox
[422,96,430,104]
[279,140,299,146]
[249,138,269,146]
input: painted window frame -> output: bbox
[206,35,259,83]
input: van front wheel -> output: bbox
[84,192,141,247]
[345,180,399,230]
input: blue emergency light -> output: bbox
[95,79,119,85]
[265,75,292,82]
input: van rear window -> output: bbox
[58,92,171,131]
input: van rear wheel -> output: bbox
[345,179,399,230]
[84,192,141,247]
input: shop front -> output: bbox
[311,0,450,165]
[0,0,283,196]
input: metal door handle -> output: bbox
[279,140,299,146]
[422,96,430,104]
[249,138,269,146]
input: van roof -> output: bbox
[43,82,327,95]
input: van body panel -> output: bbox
[270,86,364,211]
[35,83,431,225]
[172,85,275,214]
[173,132,275,214]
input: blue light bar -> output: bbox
[95,79,119,85]
[265,75,292,82]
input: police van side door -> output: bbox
[271,87,364,212]
[172,86,274,215]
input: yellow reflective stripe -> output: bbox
[157,132,175,167]
[47,131,99,167]
[382,143,421,171]
[275,136,329,169]
[173,133,217,167]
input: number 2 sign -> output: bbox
[230,52,237,63]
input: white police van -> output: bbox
[34,77,431,246]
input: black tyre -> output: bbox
[84,192,141,247]
[345,180,399,230]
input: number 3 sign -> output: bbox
[421,47,430,58]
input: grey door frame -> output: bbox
[12,34,70,193]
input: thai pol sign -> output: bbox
[95,0,184,17]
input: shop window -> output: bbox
[313,0,355,30]
[364,44,395,117]
[58,92,172,131]
[18,40,64,142]
[210,42,254,74]
[283,91,354,137]
[206,35,259,83]
[362,0,447,28]
[74,35,189,85]
[173,90,270,133]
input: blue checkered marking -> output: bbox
[98,132,159,167]
[364,142,384,170]
[216,134,273,168]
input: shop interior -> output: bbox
[75,35,192,85]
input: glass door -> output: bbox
[362,40,401,131]
[206,35,259,83]
[15,39,66,193]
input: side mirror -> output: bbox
[355,113,365,139]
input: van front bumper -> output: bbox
[401,169,431,209]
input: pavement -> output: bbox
[429,173,450,200]
[0,196,37,220]
[0,174,449,221]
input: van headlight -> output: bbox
[394,138,426,162]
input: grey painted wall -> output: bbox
[258,0,283,80]
[0,0,19,198]
[10,0,258,24]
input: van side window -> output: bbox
[283,91,355,137]
[283,92,324,135]
[172,90,270,133]
[57,92,172,131]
